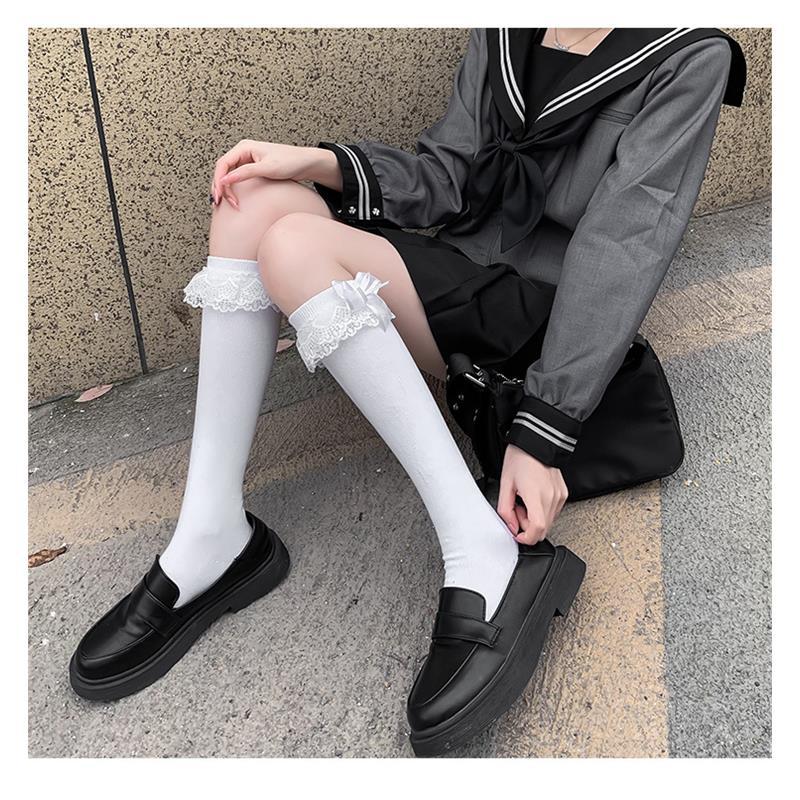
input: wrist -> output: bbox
[506,443,561,474]
[297,147,341,189]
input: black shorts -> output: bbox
[368,225,555,378]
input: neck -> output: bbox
[560,28,602,36]
[546,28,613,55]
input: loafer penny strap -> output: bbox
[432,610,501,648]
[127,580,180,638]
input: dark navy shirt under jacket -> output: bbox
[525,39,586,125]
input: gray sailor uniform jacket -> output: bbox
[313,28,746,469]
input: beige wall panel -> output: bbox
[28,28,141,404]
[696,28,772,214]
[88,27,468,370]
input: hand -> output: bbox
[210,140,337,209]
[497,444,568,545]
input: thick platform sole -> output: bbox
[69,530,290,702]
[409,546,586,757]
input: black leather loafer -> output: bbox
[69,511,290,701]
[407,539,585,756]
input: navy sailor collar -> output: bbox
[487,27,747,140]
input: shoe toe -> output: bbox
[407,639,479,731]
[72,592,159,681]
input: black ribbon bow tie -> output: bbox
[464,109,600,253]
[465,136,547,253]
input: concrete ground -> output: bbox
[28,199,771,758]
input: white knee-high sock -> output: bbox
[160,256,280,607]
[288,272,518,620]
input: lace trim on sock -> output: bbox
[292,272,396,372]
[183,267,277,313]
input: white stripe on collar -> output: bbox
[499,27,525,123]
[536,27,695,122]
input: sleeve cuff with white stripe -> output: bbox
[313,142,385,225]
[505,395,582,470]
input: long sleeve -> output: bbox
[312,29,485,229]
[507,37,734,469]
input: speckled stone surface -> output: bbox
[28,28,141,403]
[695,28,772,215]
[28,28,771,402]
[86,28,469,377]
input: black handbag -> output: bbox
[445,334,685,502]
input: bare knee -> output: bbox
[258,212,321,285]
[258,212,337,310]
[210,176,294,232]
[209,177,331,260]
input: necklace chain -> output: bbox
[552,28,602,52]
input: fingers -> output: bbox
[515,511,546,545]
[218,163,270,210]
[223,184,238,210]
[555,478,569,516]
[498,445,568,546]
[496,477,520,536]
[219,163,263,188]
[211,140,254,206]
[514,497,529,531]
[221,177,239,210]
[548,471,568,522]
[513,486,547,545]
